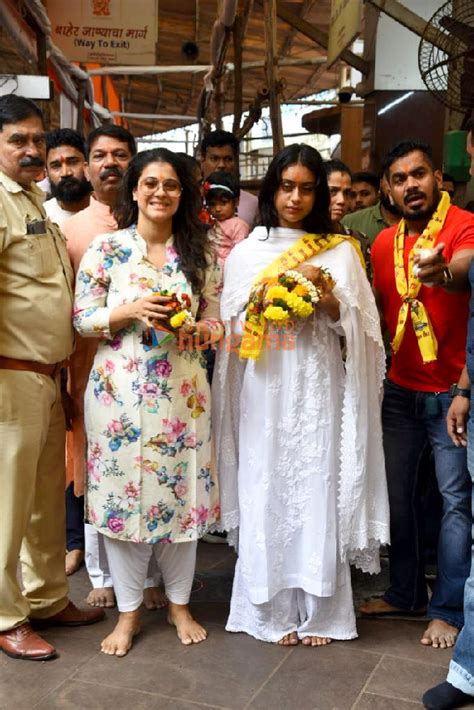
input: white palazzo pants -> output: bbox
[103,536,197,612]
[226,557,357,643]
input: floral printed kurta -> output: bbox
[73,226,221,544]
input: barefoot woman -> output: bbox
[74,148,222,655]
[214,144,389,645]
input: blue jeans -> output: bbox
[382,380,471,628]
[66,482,84,552]
[447,414,474,694]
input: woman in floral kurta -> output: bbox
[74,148,222,656]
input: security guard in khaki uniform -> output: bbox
[0,95,104,661]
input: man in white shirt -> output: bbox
[200,129,258,228]
[44,129,91,228]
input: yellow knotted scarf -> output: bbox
[239,232,365,360]
[391,190,451,363]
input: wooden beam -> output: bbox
[87,57,328,77]
[231,0,255,134]
[264,0,284,153]
[366,0,453,53]
[257,0,370,75]
[112,112,196,120]
[366,0,429,38]
[0,0,37,65]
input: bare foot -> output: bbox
[358,598,426,616]
[278,632,298,646]
[420,619,459,649]
[101,611,141,657]
[65,549,84,576]
[167,602,207,645]
[302,635,332,647]
[143,587,168,610]
[87,587,116,608]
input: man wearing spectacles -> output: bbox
[200,130,258,228]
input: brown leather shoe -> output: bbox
[31,600,105,628]
[0,623,57,660]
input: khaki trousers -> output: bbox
[0,370,69,632]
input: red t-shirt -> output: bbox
[372,205,474,391]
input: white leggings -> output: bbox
[85,523,160,590]
[104,535,197,612]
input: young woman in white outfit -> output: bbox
[214,144,390,646]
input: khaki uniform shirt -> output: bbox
[0,171,74,364]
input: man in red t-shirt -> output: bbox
[362,140,474,650]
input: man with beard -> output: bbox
[361,140,474,651]
[44,129,91,227]
[342,173,399,244]
[0,95,104,661]
[44,129,91,577]
[62,125,165,611]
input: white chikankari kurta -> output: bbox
[74,226,221,544]
[213,227,389,640]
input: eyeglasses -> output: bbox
[138,177,182,196]
[279,180,317,196]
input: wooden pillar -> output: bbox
[76,81,87,135]
[213,79,224,130]
[340,104,364,172]
[232,15,243,135]
[35,29,50,129]
[101,75,110,111]
[264,0,284,154]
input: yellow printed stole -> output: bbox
[239,232,365,360]
[392,190,451,364]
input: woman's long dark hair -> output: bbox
[258,143,332,234]
[115,148,211,293]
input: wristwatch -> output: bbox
[449,383,471,399]
[442,266,454,285]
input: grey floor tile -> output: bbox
[73,621,285,709]
[353,692,422,708]
[196,542,234,572]
[365,656,450,704]
[0,636,100,710]
[188,601,230,626]
[247,642,381,710]
[34,679,230,710]
[356,619,452,668]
